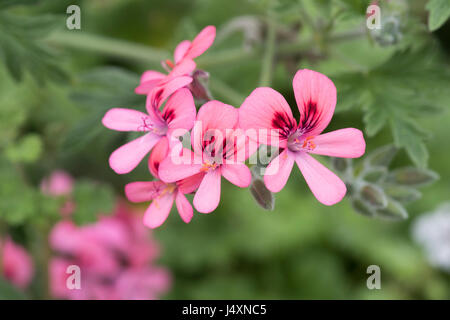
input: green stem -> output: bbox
[46,31,168,67]
[259,18,277,86]
[46,29,365,70]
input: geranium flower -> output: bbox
[239,69,366,205]
[102,88,196,174]
[125,137,202,228]
[158,101,252,213]
[135,26,216,96]
[1,238,33,289]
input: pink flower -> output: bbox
[49,202,170,300]
[158,101,252,213]
[239,69,366,205]
[125,137,202,228]
[40,170,74,196]
[1,238,33,289]
[102,88,196,174]
[135,26,216,96]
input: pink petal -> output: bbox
[193,169,221,213]
[221,163,251,188]
[185,25,216,60]
[149,76,193,109]
[135,70,165,95]
[148,137,169,178]
[192,100,238,153]
[162,88,196,130]
[175,191,194,223]
[177,172,205,194]
[308,128,366,158]
[125,181,166,203]
[174,40,192,64]
[2,239,33,288]
[140,70,166,83]
[239,87,296,147]
[143,192,175,228]
[158,148,202,183]
[293,69,337,136]
[294,152,346,205]
[109,133,161,174]
[263,149,295,192]
[168,59,196,78]
[102,108,150,132]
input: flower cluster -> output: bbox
[102,26,366,229]
[44,171,171,300]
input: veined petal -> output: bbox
[185,26,216,60]
[143,192,175,229]
[294,152,346,205]
[263,149,295,192]
[163,88,196,130]
[221,163,251,188]
[193,169,221,213]
[308,128,366,158]
[174,40,192,64]
[102,108,150,132]
[109,133,161,174]
[148,137,169,178]
[175,191,194,223]
[125,181,166,203]
[149,76,193,109]
[293,69,337,136]
[177,172,205,194]
[239,87,296,147]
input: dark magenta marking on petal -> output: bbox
[162,108,176,123]
[300,100,321,133]
[271,112,295,138]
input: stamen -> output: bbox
[165,59,175,69]
[301,136,316,151]
[200,162,218,172]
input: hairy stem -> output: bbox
[259,18,277,86]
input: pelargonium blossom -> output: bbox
[125,137,203,228]
[50,201,171,300]
[239,69,366,205]
[102,88,196,174]
[135,26,216,96]
[158,101,252,213]
[1,238,33,289]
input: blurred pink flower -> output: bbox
[102,88,196,174]
[159,101,252,213]
[125,137,201,228]
[1,238,33,289]
[49,202,171,300]
[40,170,74,196]
[239,69,366,205]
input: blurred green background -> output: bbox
[0,0,449,299]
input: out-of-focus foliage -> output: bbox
[0,0,449,299]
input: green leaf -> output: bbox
[0,11,68,84]
[72,180,115,225]
[335,49,450,168]
[390,118,429,168]
[386,167,439,187]
[426,0,450,31]
[364,145,397,168]
[5,134,42,163]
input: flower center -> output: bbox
[287,130,316,152]
[200,161,219,173]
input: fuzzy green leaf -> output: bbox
[426,0,450,31]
